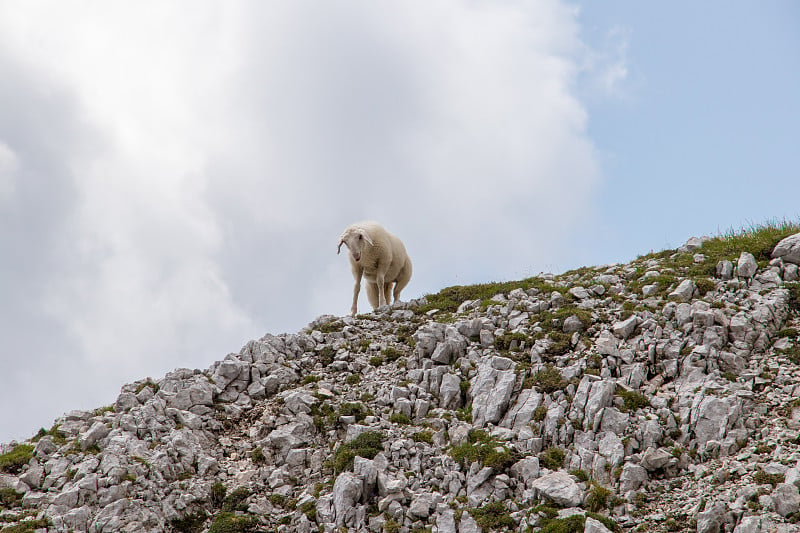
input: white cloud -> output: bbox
[0,0,603,442]
[0,142,17,203]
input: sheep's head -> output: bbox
[337,227,373,263]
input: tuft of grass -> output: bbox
[539,447,566,471]
[134,379,160,394]
[448,430,515,470]
[210,482,227,508]
[329,431,386,473]
[31,424,67,445]
[616,389,649,412]
[468,501,515,531]
[170,511,208,533]
[389,412,412,425]
[412,430,434,445]
[0,445,34,474]
[0,518,52,532]
[529,365,567,393]
[0,487,23,509]
[417,277,565,314]
[753,470,785,486]
[222,487,251,513]
[345,373,361,385]
[586,483,613,512]
[339,402,370,422]
[207,512,258,533]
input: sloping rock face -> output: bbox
[1,233,800,532]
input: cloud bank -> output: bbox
[0,1,603,442]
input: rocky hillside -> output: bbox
[2,227,800,533]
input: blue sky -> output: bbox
[576,2,800,265]
[0,1,798,443]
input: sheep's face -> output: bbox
[338,228,373,263]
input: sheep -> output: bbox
[337,221,412,317]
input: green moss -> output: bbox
[468,501,515,531]
[0,445,34,474]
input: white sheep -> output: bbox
[337,221,412,316]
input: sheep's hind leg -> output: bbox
[383,283,394,307]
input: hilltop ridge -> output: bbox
[2,224,800,533]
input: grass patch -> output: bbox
[586,483,613,512]
[468,501,515,531]
[339,402,370,422]
[448,430,515,470]
[389,412,412,425]
[0,488,23,509]
[329,431,386,473]
[207,512,258,533]
[170,511,208,533]
[616,389,649,412]
[418,278,564,314]
[539,447,566,471]
[31,424,67,445]
[528,365,567,393]
[753,470,785,486]
[412,430,434,445]
[0,445,34,475]
[221,487,251,513]
[0,518,52,532]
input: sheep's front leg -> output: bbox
[350,267,363,317]
[376,272,387,307]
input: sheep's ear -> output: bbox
[361,231,374,246]
[337,239,344,254]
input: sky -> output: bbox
[1,1,798,444]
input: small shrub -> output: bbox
[301,375,321,385]
[533,405,548,422]
[317,346,336,365]
[345,374,361,385]
[0,518,52,532]
[694,277,716,296]
[135,379,159,394]
[540,514,585,533]
[545,332,572,356]
[539,447,566,471]
[778,327,798,338]
[269,493,287,507]
[382,347,404,362]
[369,356,384,366]
[0,445,34,474]
[318,320,344,333]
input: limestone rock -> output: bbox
[772,233,800,265]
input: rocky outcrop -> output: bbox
[1,232,800,532]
